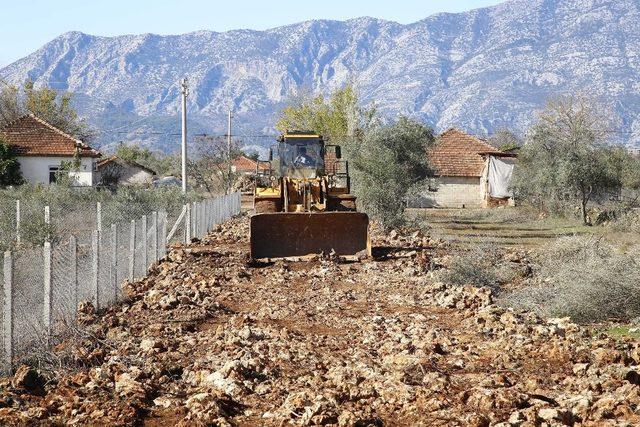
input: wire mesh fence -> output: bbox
[0,191,241,374]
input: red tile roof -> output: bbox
[232,155,268,172]
[0,114,100,157]
[96,156,157,175]
[428,128,504,177]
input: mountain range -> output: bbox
[1,0,639,153]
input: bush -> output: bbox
[441,244,516,292]
[0,184,203,250]
[349,117,436,229]
[499,236,640,323]
[609,210,640,233]
[0,136,24,186]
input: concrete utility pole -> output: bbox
[180,78,189,193]
[227,110,233,195]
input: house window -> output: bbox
[49,166,59,184]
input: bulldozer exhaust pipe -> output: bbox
[250,212,370,260]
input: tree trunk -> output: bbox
[581,195,589,226]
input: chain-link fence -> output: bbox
[0,192,241,373]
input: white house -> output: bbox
[96,156,156,187]
[1,114,101,186]
[415,128,517,208]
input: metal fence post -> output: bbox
[191,202,197,239]
[96,202,102,233]
[15,200,20,246]
[204,200,209,232]
[43,241,52,342]
[185,203,191,244]
[111,224,117,301]
[3,251,13,374]
[201,201,205,236]
[197,201,202,238]
[129,220,135,282]
[69,236,78,317]
[214,198,217,225]
[151,211,158,262]
[44,206,51,242]
[92,230,100,309]
[142,215,148,271]
[213,198,218,225]
[160,211,167,258]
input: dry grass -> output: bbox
[439,244,517,292]
[498,236,640,323]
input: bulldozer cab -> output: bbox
[278,132,324,180]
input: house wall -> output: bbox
[17,156,95,186]
[415,176,484,208]
[119,165,154,185]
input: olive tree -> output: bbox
[276,84,378,145]
[487,128,521,151]
[512,96,623,224]
[0,85,23,128]
[0,80,94,141]
[188,135,243,194]
[349,117,435,229]
[0,137,23,186]
[115,143,179,177]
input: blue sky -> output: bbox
[0,0,504,66]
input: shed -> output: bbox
[416,128,516,208]
[96,156,157,187]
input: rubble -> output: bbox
[0,216,639,425]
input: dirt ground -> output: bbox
[1,216,640,426]
[406,208,593,248]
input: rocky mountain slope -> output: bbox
[1,0,639,151]
[1,218,640,425]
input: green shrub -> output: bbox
[0,137,23,186]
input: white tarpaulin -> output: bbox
[488,156,515,198]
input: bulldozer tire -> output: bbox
[254,199,281,214]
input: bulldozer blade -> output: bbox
[250,212,370,259]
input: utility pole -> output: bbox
[227,110,232,195]
[180,78,189,193]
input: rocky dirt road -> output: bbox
[1,216,640,426]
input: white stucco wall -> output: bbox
[17,156,96,186]
[415,176,484,208]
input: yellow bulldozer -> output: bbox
[250,131,370,260]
